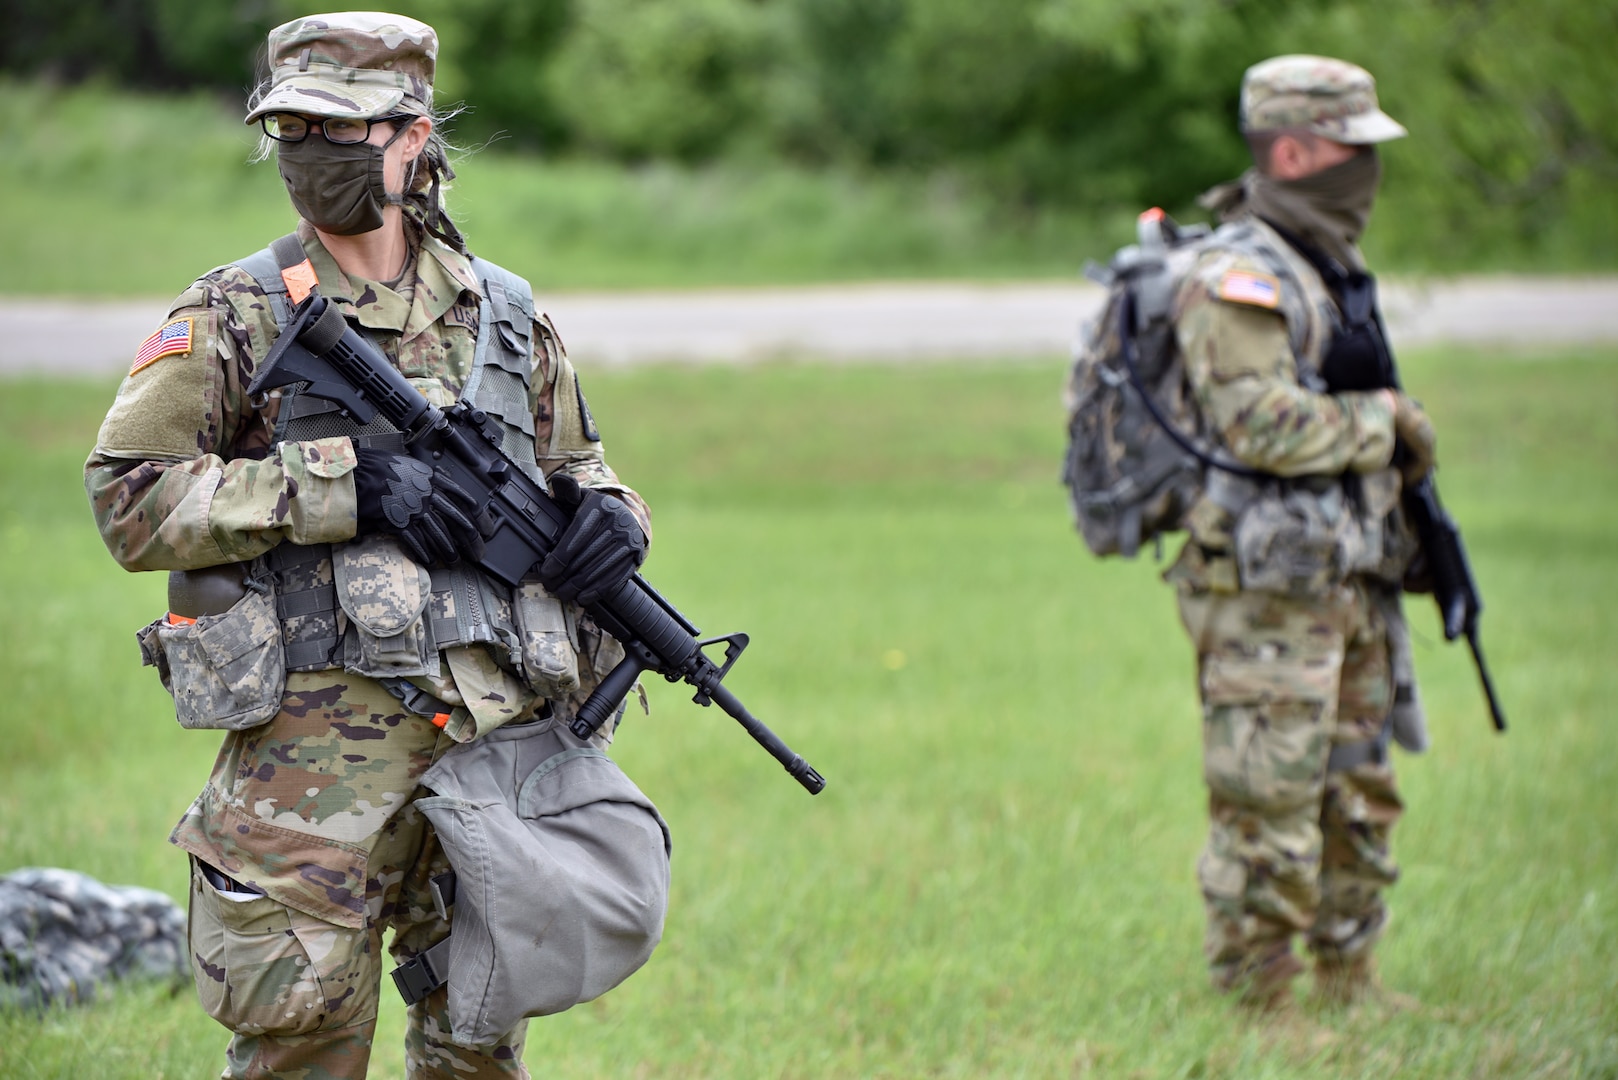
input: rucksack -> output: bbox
[1062,208,1253,558]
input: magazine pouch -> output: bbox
[1234,480,1359,597]
[334,535,435,678]
[138,582,285,731]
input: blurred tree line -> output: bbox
[4,0,1613,266]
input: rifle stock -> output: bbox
[249,294,827,794]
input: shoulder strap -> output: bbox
[464,255,542,481]
[465,254,537,398]
[235,233,310,333]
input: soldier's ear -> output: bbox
[1267,133,1312,181]
[401,116,433,161]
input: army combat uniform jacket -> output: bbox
[85,223,649,931]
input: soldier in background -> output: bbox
[1164,56,1436,1012]
[85,12,649,1077]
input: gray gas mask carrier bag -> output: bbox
[390,720,671,1047]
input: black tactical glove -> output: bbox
[352,446,487,567]
[538,473,648,606]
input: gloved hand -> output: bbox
[1390,392,1437,484]
[353,446,486,567]
[538,473,647,606]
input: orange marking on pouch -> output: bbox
[166,613,197,626]
[432,713,450,729]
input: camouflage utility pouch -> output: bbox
[334,535,436,678]
[1233,482,1360,597]
[1346,468,1420,585]
[514,580,581,699]
[137,584,285,730]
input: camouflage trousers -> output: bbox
[1175,580,1404,992]
[173,672,531,1079]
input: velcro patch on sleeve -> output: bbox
[1216,270,1281,310]
[130,317,195,375]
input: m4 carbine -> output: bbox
[1402,475,1506,731]
[1326,265,1507,733]
[249,293,827,793]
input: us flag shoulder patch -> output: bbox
[1216,270,1281,310]
[131,317,194,375]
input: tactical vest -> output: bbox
[236,236,541,679]
[1181,218,1414,594]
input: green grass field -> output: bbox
[1,347,1614,1078]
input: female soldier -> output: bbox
[86,13,650,1077]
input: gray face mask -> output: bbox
[277,123,407,236]
[1246,146,1382,269]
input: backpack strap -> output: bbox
[234,233,314,332]
[464,255,542,483]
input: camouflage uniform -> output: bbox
[85,14,648,1078]
[1163,56,1418,1002]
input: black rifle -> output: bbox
[1286,228,1507,734]
[248,293,827,793]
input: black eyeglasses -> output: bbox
[260,113,411,145]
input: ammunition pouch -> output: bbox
[1232,478,1359,597]
[139,571,285,731]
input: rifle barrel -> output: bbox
[1466,628,1508,733]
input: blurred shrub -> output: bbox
[544,0,772,160]
[2,0,1613,268]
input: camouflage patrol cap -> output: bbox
[244,11,436,125]
[1240,55,1407,144]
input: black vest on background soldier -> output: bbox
[85,12,665,1078]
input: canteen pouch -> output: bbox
[514,580,581,699]
[1233,482,1358,597]
[414,720,671,1047]
[334,535,435,678]
[137,584,285,731]
[1348,467,1420,584]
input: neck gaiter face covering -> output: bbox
[1246,147,1382,270]
[277,122,408,236]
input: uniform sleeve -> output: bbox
[84,275,361,571]
[528,314,652,543]
[1175,258,1395,477]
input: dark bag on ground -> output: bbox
[0,867,188,1009]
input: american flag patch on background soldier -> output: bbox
[1217,270,1281,309]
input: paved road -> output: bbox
[2,277,1615,375]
